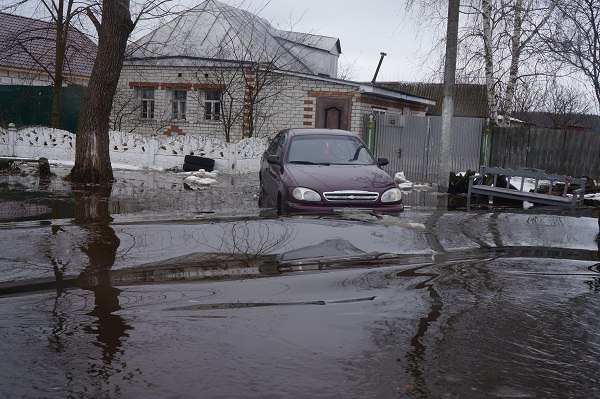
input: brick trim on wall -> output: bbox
[129,81,160,89]
[160,82,193,90]
[163,125,185,136]
[192,83,225,91]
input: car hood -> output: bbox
[284,164,396,193]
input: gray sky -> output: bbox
[252,0,441,82]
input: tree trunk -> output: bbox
[502,0,523,126]
[438,0,460,192]
[70,0,133,183]
[51,0,68,128]
[482,0,498,125]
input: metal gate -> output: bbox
[367,113,485,184]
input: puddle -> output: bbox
[1,165,599,398]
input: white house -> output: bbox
[114,0,434,142]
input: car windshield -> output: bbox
[287,135,375,165]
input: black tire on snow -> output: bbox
[184,155,215,169]
[182,162,211,172]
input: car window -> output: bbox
[266,131,286,157]
[287,135,375,165]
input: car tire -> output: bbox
[184,155,215,171]
[258,184,265,207]
[277,193,284,216]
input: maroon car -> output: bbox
[259,128,403,215]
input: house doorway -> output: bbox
[315,97,351,130]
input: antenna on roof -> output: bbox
[371,52,387,84]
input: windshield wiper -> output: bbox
[288,160,330,165]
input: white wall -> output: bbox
[0,67,89,86]
[0,126,268,174]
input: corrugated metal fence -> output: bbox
[368,113,486,183]
[490,127,600,178]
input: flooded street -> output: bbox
[1,165,599,398]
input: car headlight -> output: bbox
[292,187,321,201]
[381,187,402,203]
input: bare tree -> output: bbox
[0,0,93,128]
[69,0,175,183]
[109,86,142,132]
[459,0,559,124]
[542,0,600,113]
[46,1,78,127]
[69,0,135,183]
[543,78,591,128]
[511,75,546,113]
[406,0,560,124]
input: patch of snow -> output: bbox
[585,193,600,202]
[523,201,534,209]
[394,171,408,184]
[182,169,219,189]
[180,170,219,179]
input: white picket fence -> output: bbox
[0,125,268,173]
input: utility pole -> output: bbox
[438,0,460,192]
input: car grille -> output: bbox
[323,190,379,202]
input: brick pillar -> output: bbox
[242,68,256,138]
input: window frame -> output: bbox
[140,88,155,119]
[172,89,187,121]
[203,90,222,121]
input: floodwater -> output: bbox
[1,164,599,398]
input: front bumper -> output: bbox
[284,200,404,215]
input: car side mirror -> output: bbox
[266,155,283,166]
[377,157,389,167]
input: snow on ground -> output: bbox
[181,170,219,189]
[394,172,435,191]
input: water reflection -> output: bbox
[397,265,442,397]
[42,183,132,394]
[73,184,131,366]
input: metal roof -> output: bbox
[0,12,97,80]
[373,82,489,118]
[127,0,341,76]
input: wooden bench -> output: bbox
[467,166,586,209]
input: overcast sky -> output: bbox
[250,0,443,82]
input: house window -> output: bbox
[172,90,187,120]
[204,91,221,121]
[141,88,155,119]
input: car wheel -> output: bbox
[277,193,287,216]
[258,183,265,207]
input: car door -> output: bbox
[261,131,286,207]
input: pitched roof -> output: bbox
[513,111,600,131]
[0,12,97,80]
[372,82,489,118]
[127,0,341,76]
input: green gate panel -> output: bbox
[0,85,84,132]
